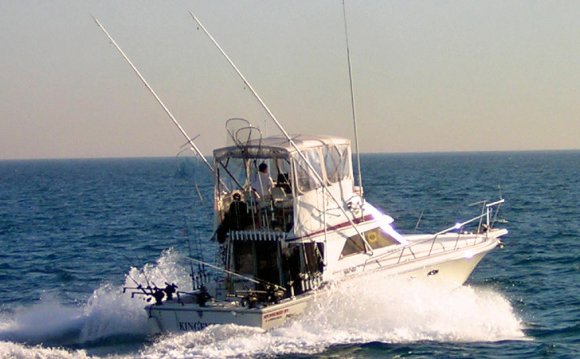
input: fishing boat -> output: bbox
[142,125,506,334]
[93,11,508,335]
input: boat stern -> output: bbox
[145,294,312,335]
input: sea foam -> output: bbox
[0,250,526,358]
[0,341,90,359]
[141,274,526,358]
[0,249,190,348]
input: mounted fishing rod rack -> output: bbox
[364,199,505,270]
[123,282,179,305]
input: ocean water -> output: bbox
[0,151,578,358]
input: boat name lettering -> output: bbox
[178,321,209,331]
[264,308,289,320]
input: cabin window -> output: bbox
[340,234,366,257]
[216,157,247,194]
[273,158,293,194]
[365,228,398,249]
[294,149,324,193]
[324,145,350,183]
[340,228,397,258]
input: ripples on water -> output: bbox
[0,151,578,358]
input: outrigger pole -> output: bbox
[342,0,363,202]
[91,15,214,174]
[188,11,374,254]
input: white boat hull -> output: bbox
[147,292,312,334]
[146,230,503,334]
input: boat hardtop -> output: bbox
[214,134,352,157]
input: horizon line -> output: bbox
[1,148,578,162]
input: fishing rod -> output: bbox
[188,11,374,255]
[186,256,285,291]
[123,269,160,301]
[184,221,197,285]
[176,146,205,202]
[123,261,180,303]
[174,148,208,288]
[183,219,209,290]
[91,15,214,175]
[126,256,159,292]
[121,255,156,289]
[123,272,147,295]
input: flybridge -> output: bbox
[213,134,353,197]
[213,130,357,242]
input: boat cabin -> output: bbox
[212,133,356,301]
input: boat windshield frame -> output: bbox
[213,134,353,196]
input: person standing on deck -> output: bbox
[252,162,274,198]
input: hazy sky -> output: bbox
[1,0,578,160]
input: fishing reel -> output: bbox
[163,282,178,300]
[266,285,285,304]
[237,284,285,308]
[195,285,212,307]
[123,282,180,305]
[240,291,259,309]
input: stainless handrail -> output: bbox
[365,199,505,266]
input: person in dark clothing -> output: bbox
[227,192,250,230]
[216,192,250,243]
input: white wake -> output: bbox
[0,249,190,357]
[141,275,525,358]
[0,252,525,358]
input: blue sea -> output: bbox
[0,151,578,358]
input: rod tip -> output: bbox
[90,13,101,26]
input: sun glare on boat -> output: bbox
[464,250,475,259]
[367,206,408,245]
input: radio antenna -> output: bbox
[342,0,363,204]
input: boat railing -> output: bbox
[365,199,504,268]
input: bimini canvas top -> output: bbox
[213,134,351,160]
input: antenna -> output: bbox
[342,0,364,202]
[91,15,214,174]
